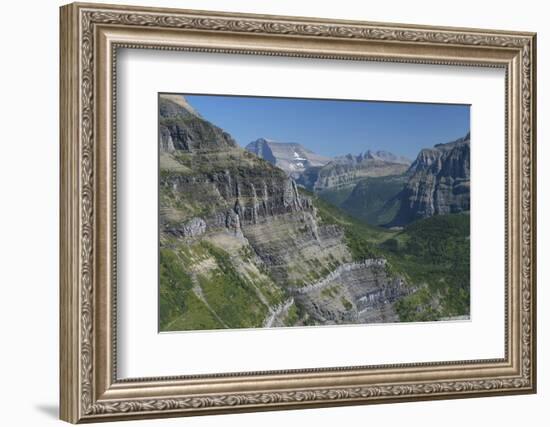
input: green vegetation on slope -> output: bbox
[159,248,224,331]
[382,214,470,321]
[197,242,268,328]
[301,188,396,260]
[302,187,470,322]
[317,186,354,207]
[159,237,286,331]
[283,304,300,326]
[161,184,470,330]
[340,175,406,226]
[162,148,276,178]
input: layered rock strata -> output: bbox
[389,133,470,226]
[159,94,412,330]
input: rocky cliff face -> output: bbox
[291,259,411,324]
[159,94,410,331]
[364,150,410,165]
[388,133,470,226]
[296,152,410,193]
[245,138,332,178]
[159,95,237,153]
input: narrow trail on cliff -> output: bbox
[287,259,387,295]
[263,298,294,328]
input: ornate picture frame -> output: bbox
[60,2,536,423]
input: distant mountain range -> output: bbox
[296,151,410,194]
[337,150,410,165]
[246,138,410,173]
[245,138,331,177]
[332,135,471,227]
[244,134,469,228]
[246,140,411,192]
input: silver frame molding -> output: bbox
[60,2,537,423]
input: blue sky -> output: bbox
[183,94,470,159]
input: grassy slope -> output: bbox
[300,188,397,257]
[159,248,224,331]
[305,187,470,321]
[317,186,354,207]
[159,149,290,331]
[159,237,286,331]
[381,214,470,321]
[159,116,293,331]
[161,184,470,328]
[315,174,406,226]
[340,175,406,226]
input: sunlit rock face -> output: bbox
[245,138,332,178]
[389,133,470,226]
[158,94,410,331]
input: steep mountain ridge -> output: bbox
[388,133,470,226]
[297,153,410,194]
[159,95,411,330]
[245,138,332,177]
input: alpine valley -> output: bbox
[159,94,471,331]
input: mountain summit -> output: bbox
[159,94,201,118]
[245,138,332,177]
[159,95,237,153]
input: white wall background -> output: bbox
[0,0,545,425]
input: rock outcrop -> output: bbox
[296,152,410,193]
[388,133,470,226]
[159,94,412,331]
[159,95,237,153]
[293,259,409,324]
[166,217,207,238]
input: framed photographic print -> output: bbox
[60,2,537,423]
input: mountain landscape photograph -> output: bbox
[158,93,471,332]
